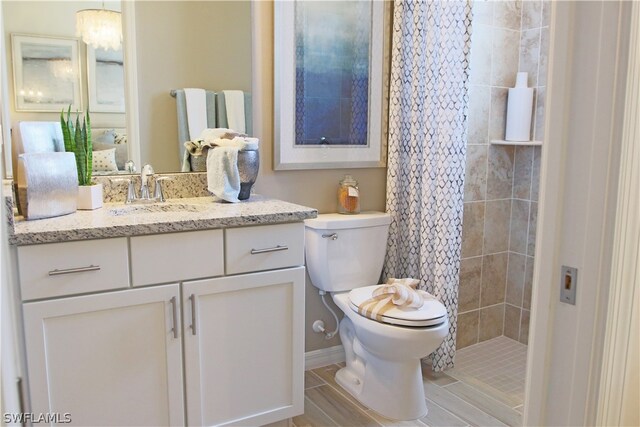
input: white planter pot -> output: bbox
[78,184,103,210]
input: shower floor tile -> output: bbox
[447,336,528,408]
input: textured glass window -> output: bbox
[294,1,371,146]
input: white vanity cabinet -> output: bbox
[130,229,224,286]
[17,238,130,300]
[16,222,306,427]
[183,268,304,427]
[22,284,185,426]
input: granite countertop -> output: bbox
[8,195,318,246]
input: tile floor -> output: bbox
[294,336,526,427]
[448,336,528,408]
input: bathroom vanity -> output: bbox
[7,194,316,426]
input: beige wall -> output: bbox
[2,1,125,129]
[134,1,252,172]
[136,1,387,351]
[252,2,387,352]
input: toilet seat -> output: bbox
[347,285,447,327]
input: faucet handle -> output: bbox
[110,178,137,204]
[141,164,154,176]
[140,164,155,199]
[124,160,136,173]
[154,176,173,202]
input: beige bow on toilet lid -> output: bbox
[356,278,431,322]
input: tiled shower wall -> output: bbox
[458,0,549,349]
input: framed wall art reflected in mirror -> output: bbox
[11,34,82,112]
[87,46,125,113]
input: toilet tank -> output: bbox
[304,212,391,292]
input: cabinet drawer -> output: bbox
[225,223,304,275]
[17,238,130,301]
[131,230,224,286]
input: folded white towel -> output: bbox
[184,88,207,139]
[211,136,259,151]
[198,128,260,202]
[223,90,246,134]
[200,127,235,144]
[198,127,258,151]
[183,128,255,172]
[181,150,191,172]
[206,146,241,203]
[184,140,212,157]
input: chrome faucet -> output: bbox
[110,164,172,204]
[140,164,155,200]
[153,177,171,202]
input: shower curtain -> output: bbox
[383,0,472,371]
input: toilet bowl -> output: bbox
[304,212,449,420]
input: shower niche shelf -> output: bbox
[490,140,543,146]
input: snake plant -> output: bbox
[61,106,93,186]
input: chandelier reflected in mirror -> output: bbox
[76,7,122,51]
[48,58,76,81]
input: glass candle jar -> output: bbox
[338,175,360,214]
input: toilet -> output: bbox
[304,212,449,421]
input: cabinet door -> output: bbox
[23,284,185,426]
[183,267,305,427]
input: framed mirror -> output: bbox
[1,1,252,177]
[132,1,251,173]
[2,0,130,177]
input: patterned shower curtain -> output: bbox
[383,0,472,371]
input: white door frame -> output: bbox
[121,1,141,169]
[522,2,571,422]
[596,2,640,425]
[524,1,637,425]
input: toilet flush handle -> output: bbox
[322,233,338,240]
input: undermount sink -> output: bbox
[108,203,209,216]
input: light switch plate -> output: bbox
[560,265,578,305]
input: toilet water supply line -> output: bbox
[313,290,340,340]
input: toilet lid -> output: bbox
[348,285,448,327]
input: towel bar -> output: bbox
[170,90,177,97]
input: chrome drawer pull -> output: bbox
[48,265,101,276]
[250,245,289,255]
[170,297,179,339]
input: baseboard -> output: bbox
[304,345,345,370]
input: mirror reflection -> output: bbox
[4,1,126,176]
[2,1,252,175]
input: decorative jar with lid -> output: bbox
[338,175,360,214]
